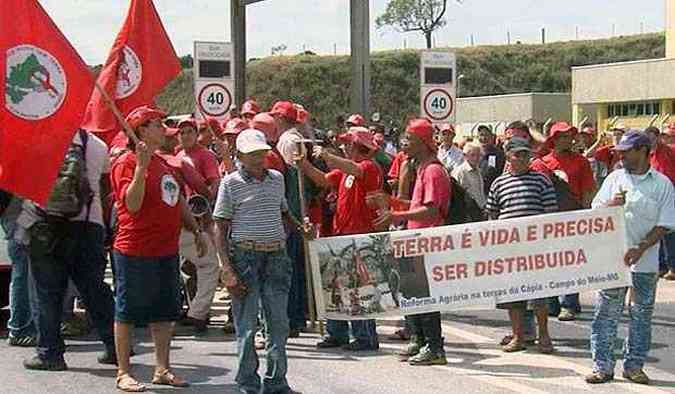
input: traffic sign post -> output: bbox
[193,41,234,121]
[420,50,457,125]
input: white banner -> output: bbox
[308,207,631,320]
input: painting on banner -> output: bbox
[308,207,631,320]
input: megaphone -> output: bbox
[187,194,210,218]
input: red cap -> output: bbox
[270,101,297,122]
[296,106,309,124]
[406,118,436,151]
[346,114,366,127]
[165,127,180,137]
[338,127,378,151]
[223,118,248,135]
[177,118,198,130]
[199,117,222,135]
[666,122,675,136]
[439,123,455,134]
[547,121,578,143]
[125,106,166,129]
[241,99,261,116]
[251,112,278,141]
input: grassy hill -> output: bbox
[157,33,665,128]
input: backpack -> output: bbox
[446,177,485,225]
[42,130,93,219]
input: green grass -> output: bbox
[156,33,665,129]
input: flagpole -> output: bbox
[93,80,140,145]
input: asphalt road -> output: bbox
[1,281,674,394]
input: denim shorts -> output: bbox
[113,251,182,324]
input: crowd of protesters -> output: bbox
[1,97,674,392]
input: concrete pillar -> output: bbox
[596,104,607,131]
[668,0,675,58]
[349,0,370,116]
[231,0,246,106]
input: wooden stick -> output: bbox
[295,141,322,334]
[93,80,140,145]
[577,116,589,129]
[648,114,659,127]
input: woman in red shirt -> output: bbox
[111,106,205,392]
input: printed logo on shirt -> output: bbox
[161,174,180,207]
[344,175,355,189]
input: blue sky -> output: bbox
[39,0,666,65]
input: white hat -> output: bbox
[236,128,271,154]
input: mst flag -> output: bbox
[81,0,181,144]
[0,0,94,205]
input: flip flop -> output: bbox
[152,369,189,387]
[116,373,147,392]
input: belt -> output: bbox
[235,240,284,252]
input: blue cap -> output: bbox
[614,131,652,151]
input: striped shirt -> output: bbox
[213,168,288,242]
[486,170,558,220]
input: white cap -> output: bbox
[236,128,271,154]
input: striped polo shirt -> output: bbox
[485,170,558,220]
[213,168,288,242]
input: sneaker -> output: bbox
[622,369,650,385]
[316,336,348,349]
[397,340,423,361]
[408,346,447,366]
[97,347,118,365]
[341,340,378,351]
[585,371,614,384]
[60,317,89,338]
[23,355,68,371]
[7,333,36,347]
[387,328,410,341]
[558,308,577,321]
[663,270,675,281]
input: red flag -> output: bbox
[0,0,94,205]
[82,0,181,145]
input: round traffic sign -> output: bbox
[197,83,232,117]
[423,88,454,121]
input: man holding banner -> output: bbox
[586,131,675,385]
[485,136,558,354]
[372,118,450,366]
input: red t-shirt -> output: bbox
[326,160,383,235]
[111,153,182,257]
[594,145,620,171]
[650,143,675,182]
[541,152,595,200]
[408,162,451,229]
[177,146,221,184]
[388,152,408,180]
[265,148,287,173]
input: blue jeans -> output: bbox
[7,240,37,337]
[285,229,307,331]
[590,272,659,374]
[326,319,378,348]
[659,232,675,271]
[28,221,115,361]
[231,246,292,394]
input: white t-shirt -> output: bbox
[72,132,111,226]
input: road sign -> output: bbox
[420,50,456,124]
[423,88,454,121]
[196,82,232,117]
[193,41,233,121]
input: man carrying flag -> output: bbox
[81,0,181,145]
[2,0,120,372]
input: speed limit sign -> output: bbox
[197,82,232,117]
[423,88,454,121]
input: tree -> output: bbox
[376,0,463,49]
